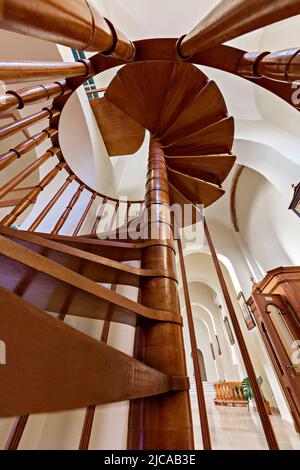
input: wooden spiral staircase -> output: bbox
[0,0,300,451]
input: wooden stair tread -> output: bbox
[168,167,225,207]
[165,154,236,185]
[0,235,180,326]
[161,81,227,145]
[163,116,234,156]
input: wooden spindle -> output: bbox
[0,147,59,201]
[0,128,57,171]
[238,48,300,83]
[28,171,75,232]
[0,60,90,84]
[72,192,97,236]
[0,81,71,115]
[177,237,212,450]
[1,162,67,227]
[91,197,107,234]
[0,0,135,60]
[204,219,279,450]
[0,107,59,141]
[178,0,300,58]
[126,201,132,224]
[51,184,85,234]
[79,283,117,450]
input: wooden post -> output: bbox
[178,0,300,58]
[72,192,97,236]
[0,128,57,171]
[177,237,212,450]
[0,60,90,84]
[28,172,74,232]
[0,82,71,115]
[127,137,194,450]
[0,148,59,201]
[0,107,59,141]
[51,184,85,234]
[1,163,67,227]
[204,219,279,450]
[0,0,135,59]
[238,48,300,83]
[91,197,107,234]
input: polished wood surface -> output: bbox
[90,97,145,156]
[0,107,59,141]
[238,48,300,83]
[0,147,59,202]
[204,220,279,450]
[179,0,300,57]
[214,382,247,407]
[127,139,194,450]
[0,127,57,171]
[0,60,89,84]
[0,287,189,417]
[106,61,234,227]
[230,164,245,232]
[0,81,71,115]
[0,0,135,59]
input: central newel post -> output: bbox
[127,138,194,450]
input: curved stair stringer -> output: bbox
[0,233,181,327]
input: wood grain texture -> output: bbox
[127,138,194,450]
[0,233,180,326]
[0,287,188,417]
[0,0,135,59]
[90,97,145,156]
[179,0,300,57]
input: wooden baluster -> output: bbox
[177,238,212,449]
[0,60,91,84]
[0,81,71,115]
[79,283,117,450]
[1,162,67,227]
[0,107,60,141]
[127,138,194,450]
[72,192,97,236]
[238,48,300,83]
[107,201,120,235]
[178,0,300,58]
[51,183,85,235]
[0,128,57,171]
[28,172,75,232]
[126,201,132,224]
[0,0,135,60]
[91,197,107,234]
[4,182,86,449]
[0,147,60,200]
[204,219,279,450]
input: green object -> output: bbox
[241,376,264,410]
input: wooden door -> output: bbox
[252,293,300,432]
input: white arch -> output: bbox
[0,340,6,365]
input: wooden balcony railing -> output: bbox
[214,382,247,407]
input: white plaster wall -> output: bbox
[236,168,300,273]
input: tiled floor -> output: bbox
[191,385,300,450]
